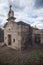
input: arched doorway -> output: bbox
[8,34,11,45]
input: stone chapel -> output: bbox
[4,5,43,50]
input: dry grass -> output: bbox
[0,45,43,65]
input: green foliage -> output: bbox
[0,28,4,42]
[0,61,9,65]
[31,51,43,59]
[15,50,43,65]
[0,48,43,65]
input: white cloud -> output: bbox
[0,0,43,29]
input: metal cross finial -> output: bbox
[10,5,12,10]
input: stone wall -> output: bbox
[4,20,43,50]
[19,24,33,49]
[32,29,43,44]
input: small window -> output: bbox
[13,39,15,42]
[9,29,10,30]
[5,37,7,39]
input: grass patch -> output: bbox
[0,46,43,65]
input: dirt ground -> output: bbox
[0,44,43,65]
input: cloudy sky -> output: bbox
[0,0,43,29]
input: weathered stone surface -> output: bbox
[4,5,43,50]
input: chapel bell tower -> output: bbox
[7,5,16,21]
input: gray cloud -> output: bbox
[0,19,3,27]
[40,20,43,23]
[35,0,43,8]
[0,0,43,29]
[8,0,25,11]
[12,4,25,12]
[0,14,5,17]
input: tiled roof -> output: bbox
[17,21,30,26]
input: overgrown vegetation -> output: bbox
[0,28,4,42]
[0,47,43,65]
